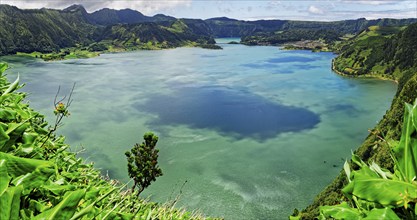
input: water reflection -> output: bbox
[136,86,320,141]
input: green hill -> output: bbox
[300,22,417,219]
[333,25,407,77]
[239,19,416,46]
[0,5,218,57]
[0,5,95,55]
[94,20,217,51]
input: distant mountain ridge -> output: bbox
[239,18,417,45]
[0,4,216,55]
[70,4,417,38]
[0,4,416,56]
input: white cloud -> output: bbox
[1,0,192,15]
[308,5,324,15]
[1,0,415,21]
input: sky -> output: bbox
[1,0,416,21]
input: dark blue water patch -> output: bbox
[267,56,318,63]
[134,86,320,141]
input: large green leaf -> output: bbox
[9,186,22,220]
[349,172,417,207]
[369,162,393,179]
[13,167,55,195]
[41,184,77,196]
[0,109,17,121]
[394,102,417,182]
[0,124,10,150]
[6,119,31,136]
[2,74,19,96]
[33,189,86,220]
[363,207,400,220]
[22,132,39,145]
[0,152,53,178]
[344,160,351,182]
[0,186,23,220]
[70,188,116,220]
[0,160,11,196]
[0,63,7,75]
[319,202,363,220]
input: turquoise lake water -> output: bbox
[1,42,396,219]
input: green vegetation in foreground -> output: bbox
[316,100,417,219]
[299,22,417,219]
[0,62,216,219]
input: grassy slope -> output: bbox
[0,63,215,219]
[300,23,417,219]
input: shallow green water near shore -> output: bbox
[2,42,396,219]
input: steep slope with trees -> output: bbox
[239,18,417,45]
[300,22,417,219]
[0,4,95,55]
[0,5,218,57]
[94,19,217,51]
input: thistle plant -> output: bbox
[40,84,75,149]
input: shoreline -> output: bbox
[331,59,399,84]
[9,43,222,62]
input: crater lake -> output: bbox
[1,41,396,219]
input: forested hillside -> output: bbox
[0,4,95,54]
[300,22,417,219]
[0,5,218,56]
[239,18,417,46]
[95,20,216,50]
